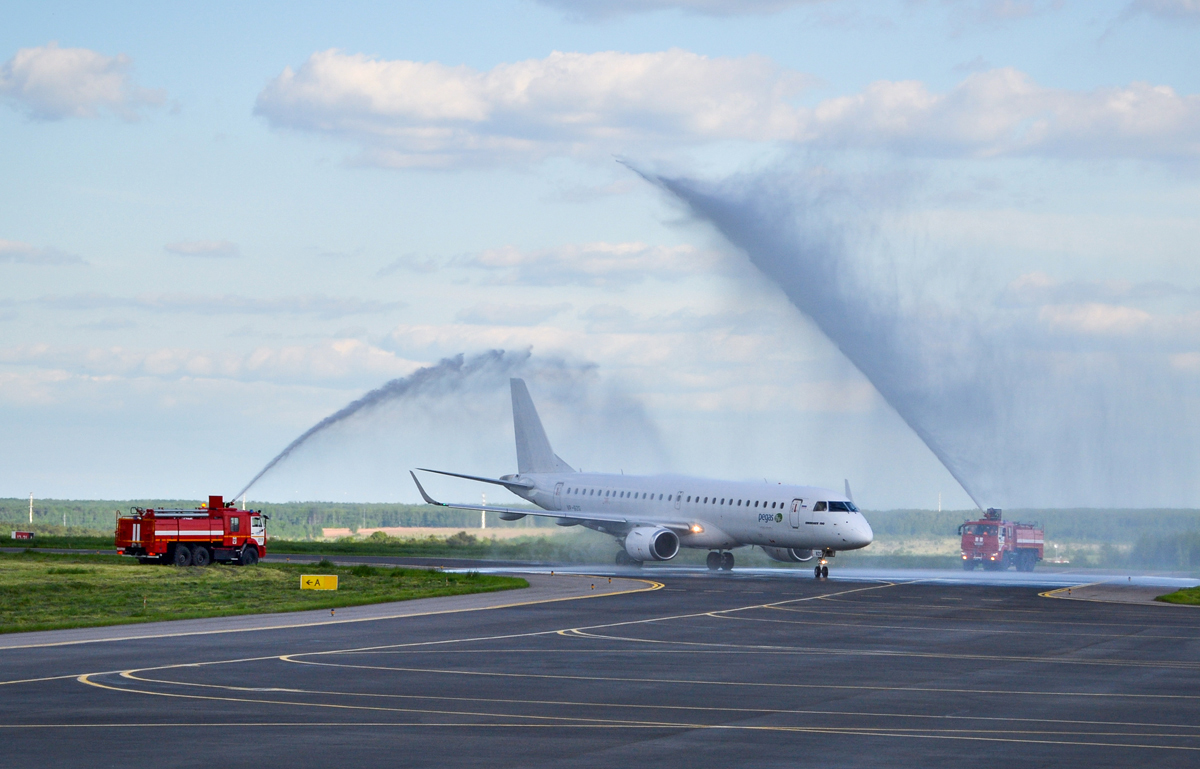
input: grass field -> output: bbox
[1157,586,1200,605]
[0,551,526,634]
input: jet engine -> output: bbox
[761,546,814,563]
[624,527,680,561]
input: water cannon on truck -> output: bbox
[958,508,1043,572]
[115,495,267,567]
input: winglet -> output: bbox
[844,479,855,504]
[410,471,446,507]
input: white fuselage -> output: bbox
[505,471,873,552]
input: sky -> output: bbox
[2,0,1198,508]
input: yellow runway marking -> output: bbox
[16,572,1199,758]
[1039,583,1105,599]
[52,674,1200,752]
[705,610,1200,641]
[559,628,1200,671]
[0,672,116,687]
[2,718,1198,751]
[116,669,1200,733]
[1037,582,1194,608]
[763,603,1200,632]
[1,575,661,651]
[273,657,1200,701]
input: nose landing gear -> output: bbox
[814,559,829,579]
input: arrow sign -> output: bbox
[300,574,338,590]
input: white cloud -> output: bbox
[806,68,1200,160]
[0,42,164,121]
[254,48,809,167]
[1124,0,1200,23]
[462,241,723,286]
[1038,303,1154,334]
[538,0,1063,25]
[1001,272,1199,307]
[536,0,823,19]
[256,49,1200,166]
[0,339,420,386]
[455,302,571,326]
[37,292,403,318]
[164,240,240,258]
[0,239,85,265]
[1171,352,1200,371]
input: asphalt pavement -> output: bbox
[2,564,1199,768]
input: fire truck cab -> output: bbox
[115,495,266,567]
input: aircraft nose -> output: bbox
[853,515,874,548]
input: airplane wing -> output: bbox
[409,471,695,532]
[416,467,535,490]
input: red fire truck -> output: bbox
[958,508,1043,572]
[115,495,266,566]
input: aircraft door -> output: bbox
[554,482,563,510]
[675,491,683,510]
[790,499,803,528]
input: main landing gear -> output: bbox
[706,551,734,571]
[615,550,642,567]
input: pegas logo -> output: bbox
[775,513,783,523]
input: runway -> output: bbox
[3,565,1199,768]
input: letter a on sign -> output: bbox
[301,574,338,590]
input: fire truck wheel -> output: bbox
[192,546,211,567]
[962,560,976,571]
[239,546,259,566]
[173,545,192,567]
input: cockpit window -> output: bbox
[813,501,827,512]
[828,501,858,512]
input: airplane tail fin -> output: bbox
[511,379,574,474]
[844,479,855,504]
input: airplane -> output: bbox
[410,378,873,576]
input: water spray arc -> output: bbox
[231,351,530,501]
[230,349,669,503]
[647,167,1200,509]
